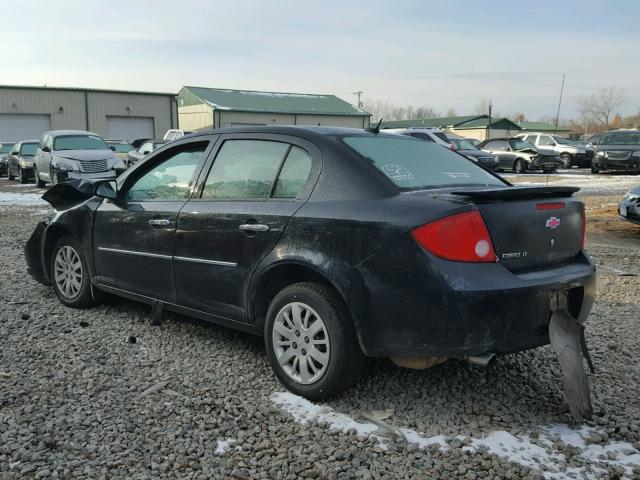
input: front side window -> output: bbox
[54,135,108,151]
[202,140,289,199]
[272,146,313,199]
[450,138,479,150]
[20,143,38,156]
[343,135,505,191]
[139,142,154,153]
[125,142,207,201]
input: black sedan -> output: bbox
[24,127,595,418]
[619,185,640,224]
[449,137,500,170]
[592,129,640,173]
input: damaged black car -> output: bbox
[25,126,596,420]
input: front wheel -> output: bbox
[34,165,46,188]
[561,153,572,168]
[50,235,99,308]
[7,167,15,181]
[265,282,365,400]
[514,159,526,173]
[591,164,600,174]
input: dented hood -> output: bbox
[41,178,99,210]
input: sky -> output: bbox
[2,0,639,120]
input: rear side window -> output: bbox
[433,132,450,143]
[343,135,505,191]
[538,135,554,146]
[202,140,289,199]
[272,146,313,199]
[405,132,434,142]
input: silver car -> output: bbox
[34,130,126,188]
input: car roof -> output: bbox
[47,130,102,137]
[182,125,379,141]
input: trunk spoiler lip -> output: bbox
[450,185,580,200]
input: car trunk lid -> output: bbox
[450,186,584,273]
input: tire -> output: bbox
[514,159,526,173]
[50,167,58,186]
[561,153,572,168]
[18,168,28,184]
[34,165,46,188]
[264,282,365,400]
[7,167,15,181]
[50,235,99,308]
[591,164,600,174]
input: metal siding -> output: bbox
[178,104,214,130]
[0,88,86,132]
[87,92,172,138]
[0,114,52,141]
[295,115,365,128]
[218,112,295,128]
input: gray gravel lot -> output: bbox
[1,176,640,479]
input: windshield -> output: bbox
[342,135,505,191]
[509,139,536,151]
[54,135,108,151]
[0,143,15,154]
[450,138,480,150]
[107,142,134,153]
[600,131,640,145]
[20,143,38,156]
[553,136,574,145]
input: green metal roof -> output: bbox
[381,115,484,129]
[516,121,571,132]
[0,84,175,97]
[454,117,522,130]
[180,86,369,117]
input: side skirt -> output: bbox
[95,283,261,336]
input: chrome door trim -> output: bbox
[97,247,172,260]
[174,256,237,267]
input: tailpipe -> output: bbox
[464,353,496,367]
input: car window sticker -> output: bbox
[380,164,415,181]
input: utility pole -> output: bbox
[353,91,363,108]
[487,101,493,140]
[554,74,565,133]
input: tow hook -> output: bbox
[549,291,593,422]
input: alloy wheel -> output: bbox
[271,302,330,385]
[54,246,83,300]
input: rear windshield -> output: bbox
[0,143,14,153]
[343,135,505,191]
[600,131,640,145]
[450,138,480,150]
[107,142,134,153]
[20,143,38,155]
[54,135,108,151]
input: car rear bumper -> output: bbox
[351,235,596,358]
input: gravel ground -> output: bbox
[1,177,640,479]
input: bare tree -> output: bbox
[512,112,526,122]
[474,98,491,115]
[578,87,628,128]
[362,98,439,122]
[446,107,457,117]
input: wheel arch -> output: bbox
[43,225,76,280]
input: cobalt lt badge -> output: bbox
[550,238,555,247]
[546,216,561,229]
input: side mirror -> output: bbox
[94,180,118,200]
[109,146,116,151]
[143,150,150,155]
[12,151,19,155]
[504,147,511,151]
[42,146,51,153]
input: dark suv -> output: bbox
[592,130,640,173]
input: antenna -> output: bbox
[554,74,565,134]
[366,118,383,134]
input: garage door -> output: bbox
[0,114,51,142]
[105,116,155,142]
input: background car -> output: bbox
[34,130,126,187]
[619,186,640,224]
[478,137,563,173]
[448,137,500,170]
[6,140,39,183]
[591,129,640,174]
[106,140,135,163]
[126,139,167,166]
[26,126,594,418]
[0,142,15,177]
[163,129,195,141]
[383,127,454,149]
[515,133,589,168]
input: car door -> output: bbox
[174,134,319,322]
[8,143,20,175]
[35,134,51,180]
[92,137,213,302]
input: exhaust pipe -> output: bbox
[464,353,496,367]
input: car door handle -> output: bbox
[148,219,171,227]
[239,224,269,232]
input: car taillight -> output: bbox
[450,144,456,150]
[411,210,497,263]
[581,208,587,249]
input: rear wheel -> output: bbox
[34,165,46,188]
[18,168,29,184]
[7,167,15,181]
[50,235,99,308]
[561,153,572,168]
[591,164,600,174]
[265,282,365,400]
[514,159,526,173]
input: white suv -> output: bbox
[383,127,454,149]
[515,132,586,168]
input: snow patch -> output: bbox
[272,392,640,479]
[214,439,235,455]
[0,192,47,207]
